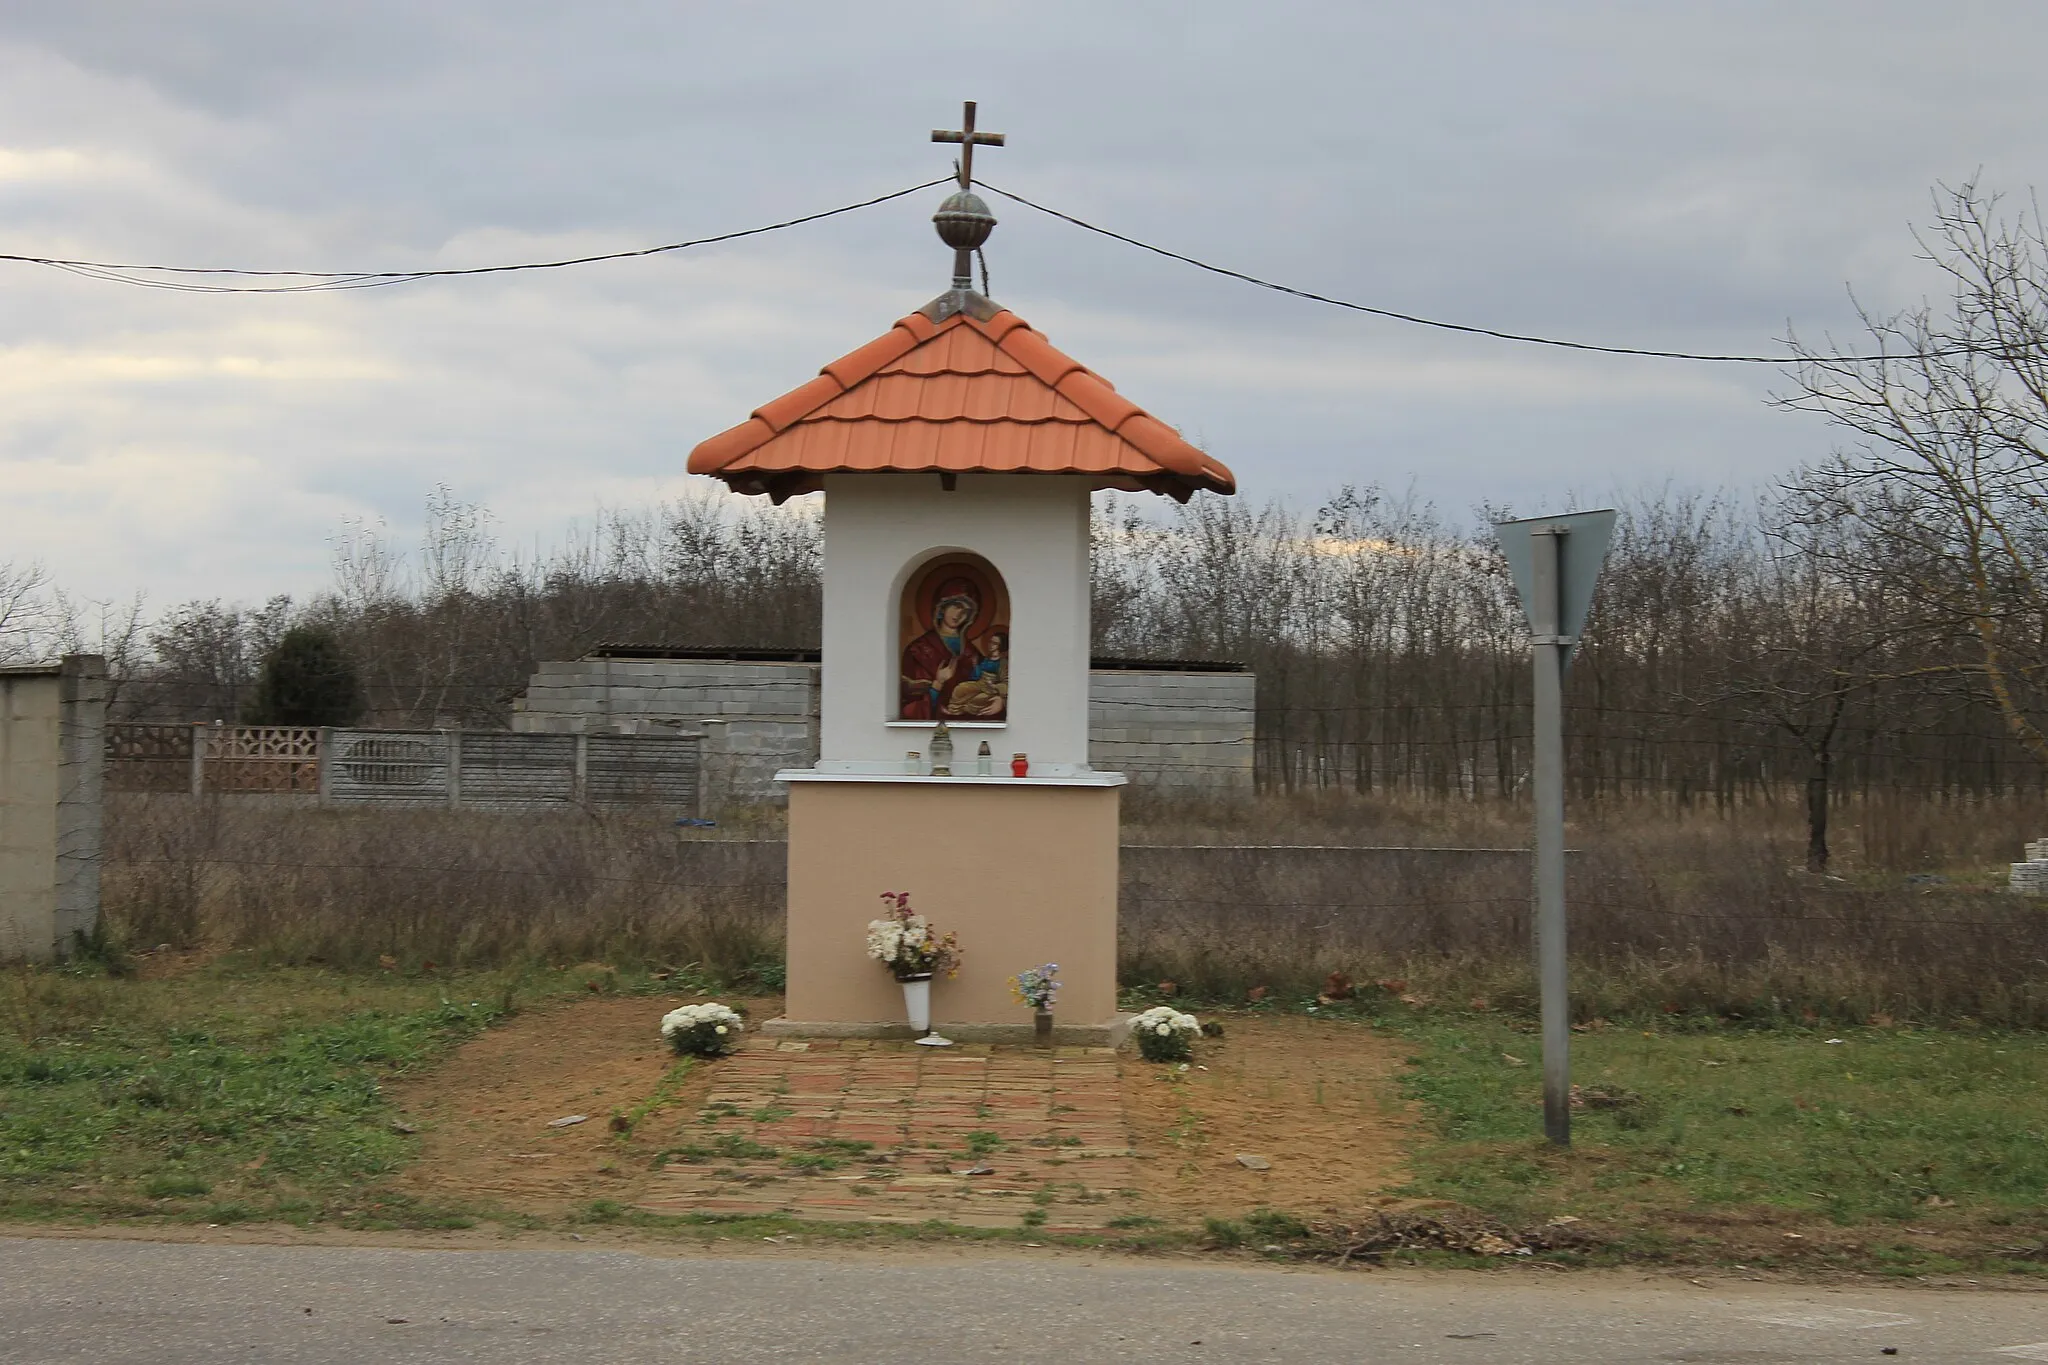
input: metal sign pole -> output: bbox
[1529,528,1571,1147]
[1494,507,1613,1148]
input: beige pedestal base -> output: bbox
[782,774,1121,1035]
[758,1015,1132,1047]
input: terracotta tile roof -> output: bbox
[688,295,1235,501]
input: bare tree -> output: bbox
[0,560,53,662]
[135,596,293,721]
[1696,506,1906,869]
[1779,179,2048,766]
[52,589,150,714]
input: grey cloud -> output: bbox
[0,0,2042,605]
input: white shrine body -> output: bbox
[688,286,1235,1041]
[818,473,1091,775]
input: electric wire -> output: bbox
[0,177,955,294]
[0,169,1977,365]
[974,180,1966,366]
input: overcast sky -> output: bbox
[3,1,2045,609]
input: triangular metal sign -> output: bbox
[1494,509,1616,667]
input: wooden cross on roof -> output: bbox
[931,101,1005,189]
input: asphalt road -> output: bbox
[3,1236,2046,1363]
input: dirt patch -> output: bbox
[385,993,780,1215]
[1121,1013,1414,1222]
[387,1001,1419,1228]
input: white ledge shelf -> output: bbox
[883,720,1007,729]
[774,769,1127,788]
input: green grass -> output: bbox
[652,1132,781,1168]
[1391,1014,2048,1268]
[0,955,574,1225]
[809,1138,874,1156]
[782,1152,844,1172]
[35,953,2048,1272]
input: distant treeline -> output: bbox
[101,478,2043,825]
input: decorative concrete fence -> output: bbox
[322,728,700,810]
[105,724,703,814]
[107,723,318,794]
[1,656,106,962]
[2014,839,2048,896]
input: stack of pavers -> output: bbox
[2012,838,2048,895]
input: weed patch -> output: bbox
[653,1133,781,1169]
[0,956,567,1225]
[1392,1015,2048,1272]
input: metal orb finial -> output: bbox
[933,190,996,252]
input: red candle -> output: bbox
[1010,753,1029,778]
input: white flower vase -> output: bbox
[900,974,933,1032]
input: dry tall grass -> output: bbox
[103,795,784,977]
[101,792,2048,1026]
[1118,791,2048,1023]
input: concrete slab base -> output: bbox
[759,1015,1132,1048]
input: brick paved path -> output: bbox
[635,1039,1140,1231]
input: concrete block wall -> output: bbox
[1089,668,1256,794]
[512,659,818,808]
[512,658,816,728]
[2013,837,2048,895]
[512,655,1255,803]
[701,718,818,809]
[1,656,106,962]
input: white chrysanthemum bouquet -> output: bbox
[865,891,962,982]
[659,1002,744,1058]
[1130,1005,1202,1062]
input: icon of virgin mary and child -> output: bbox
[900,576,1007,720]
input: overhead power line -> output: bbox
[0,171,1973,365]
[975,181,1953,366]
[3,177,956,294]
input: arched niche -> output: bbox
[896,550,1010,722]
